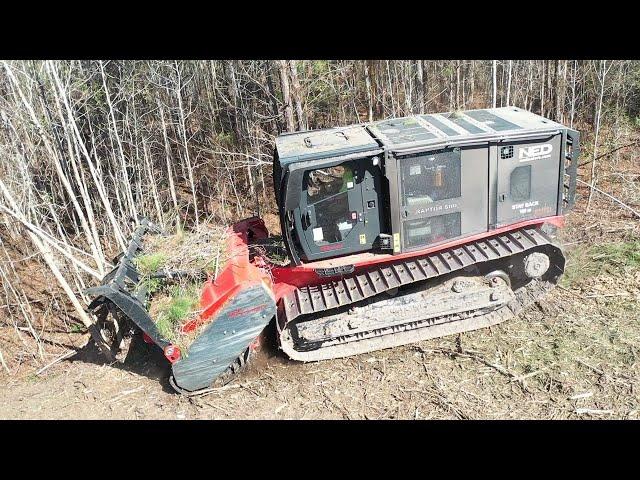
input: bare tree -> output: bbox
[506,60,513,106]
[289,60,307,130]
[492,60,497,108]
[587,60,613,212]
[278,60,295,132]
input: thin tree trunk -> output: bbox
[557,60,567,123]
[278,60,295,132]
[364,61,374,122]
[506,60,513,106]
[403,61,412,114]
[553,60,560,121]
[569,60,577,128]
[142,136,164,225]
[455,60,461,109]
[541,61,546,116]
[99,61,138,221]
[157,98,180,228]
[468,60,475,106]
[416,60,424,114]
[422,61,430,111]
[587,60,608,212]
[288,60,307,130]
[265,62,283,133]
[386,61,396,117]
[492,60,497,108]
[174,61,199,226]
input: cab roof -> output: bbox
[275,107,565,166]
[275,124,379,166]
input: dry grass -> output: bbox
[140,223,230,276]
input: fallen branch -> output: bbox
[35,350,76,376]
[576,358,605,376]
[575,408,614,415]
[577,141,639,168]
[417,346,517,379]
[511,364,554,383]
[198,401,230,415]
[576,178,640,219]
[108,385,144,403]
[569,391,593,400]
[0,348,9,374]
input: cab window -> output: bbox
[304,163,356,245]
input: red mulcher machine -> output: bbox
[87,107,579,394]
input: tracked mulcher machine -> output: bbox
[87,107,580,394]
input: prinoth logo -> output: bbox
[519,144,553,162]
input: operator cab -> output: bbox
[273,125,387,264]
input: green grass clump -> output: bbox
[594,240,640,270]
[561,239,640,287]
[68,323,86,334]
[140,277,163,296]
[154,286,200,342]
[134,252,167,276]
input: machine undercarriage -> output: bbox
[278,225,564,361]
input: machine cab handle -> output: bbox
[301,209,312,229]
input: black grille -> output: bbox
[500,145,514,159]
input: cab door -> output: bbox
[295,158,380,262]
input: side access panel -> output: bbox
[393,145,489,252]
[495,133,562,227]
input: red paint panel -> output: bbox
[269,215,565,300]
[319,243,344,252]
[182,217,273,333]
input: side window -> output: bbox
[306,164,355,204]
[510,165,531,202]
[403,213,461,248]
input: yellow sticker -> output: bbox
[393,233,401,253]
[359,234,367,245]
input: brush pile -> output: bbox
[134,223,230,352]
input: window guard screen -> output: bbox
[400,149,461,206]
[403,212,462,249]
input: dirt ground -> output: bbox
[1,175,639,419]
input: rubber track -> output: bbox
[277,226,563,360]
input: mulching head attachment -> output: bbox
[85,217,276,393]
[85,218,176,361]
